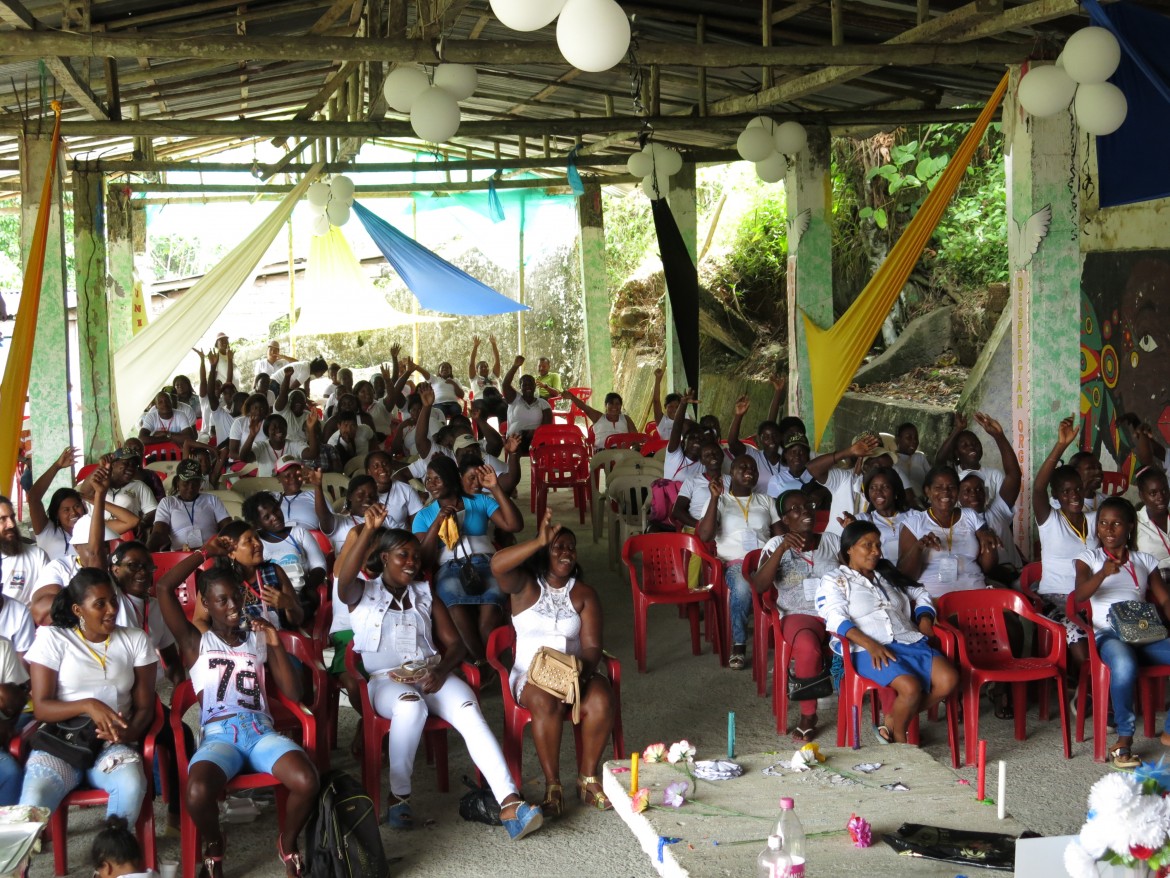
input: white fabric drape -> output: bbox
[113,166,322,438]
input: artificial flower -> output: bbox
[800,742,827,763]
[847,814,873,848]
[643,743,667,763]
[663,782,688,808]
[1063,840,1098,878]
[667,740,696,764]
[631,788,649,814]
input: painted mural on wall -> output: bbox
[1080,250,1170,474]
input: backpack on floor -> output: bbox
[306,770,390,878]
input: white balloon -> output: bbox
[737,127,775,162]
[1017,65,1077,118]
[556,0,631,73]
[307,200,327,217]
[383,66,430,113]
[746,115,776,135]
[330,175,355,204]
[433,64,478,101]
[755,152,788,183]
[310,214,330,236]
[774,121,808,155]
[1074,81,1128,136]
[641,174,669,200]
[627,151,652,177]
[326,201,351,227]
[306,181,330,206]
[661,148,683,175]
[410,87,462,143]
[490,0,567,31]
[1062,26,1122,85]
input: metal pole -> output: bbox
[517,198,525,356]
[287,211,296,356]
[411,196,419,361]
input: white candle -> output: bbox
[997,760,1006,819]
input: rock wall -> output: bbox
[831,392,954,459]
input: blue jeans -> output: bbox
[0,751,21,805]
[1096,631,1170,737]
[726,562,752,648]
[19,744,147,822]
[435,557,505,607]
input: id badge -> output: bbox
[802,578,820,601]
[741,530,759,553]
[937,553,959,582]
[393,619,418,658]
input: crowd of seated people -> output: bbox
[6,327,1170,876]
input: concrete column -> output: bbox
[106,184,135,352]
[20,135,74,490]
[74,167,119,460]
[1005,64,1080,554]
[576,182,614,393]
[665,162,697,394]
[785,127,833,447]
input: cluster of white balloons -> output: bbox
[1017,26,1128,136]
[734,117,808,182]
[626,143,683,200]
[382,63,479,144]
[305,176,355,236]
[490,0,631,73]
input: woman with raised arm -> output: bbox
[337,510,543,838]
[1073,497,1170,769]
[560,388,635,450]
[501,356,552,452]
[468,335,501,395]
[819,520,958,744]
[18,570,157,823]
[492,511,615,816]
[28,446,84,561]
[190,521,302,633]
[154,542,318,878]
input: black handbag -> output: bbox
[31,716,103,769]
[788,669,834,702]
[452,535,487,597]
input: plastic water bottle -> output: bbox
[775,797,806,876]
[757,834,792,877]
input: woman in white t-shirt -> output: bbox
[1073,497,1170,770]
[898,466,999,599]
[854,466,911,565]
[1032,416,1098,676]
[752,491,839,741]
[18,569,158,823]
[561,389,636,450]
[696,454,781,670]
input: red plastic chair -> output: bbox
[937,589,1070,766]
[742,551,771,696]
[152,551,199,618]
[640,437,669,457]
[604,432,646,451]
[76,463,100,484]
[344,643,480,820]
[1101,471,1129,497]
[144,441,184,463]
[46,698,165,876]
[530,424,588,450]
[485,625,625,787]
[1018,561,1055,719]
[274,630,332,770]
[311,600,343,753]
[1067,594,1170,762]
[620,533,727,672]
[832,632,960,766]
[306,528,336,579]
[531,444,591,525]
[770,604,831,734]
[644,420,659,438]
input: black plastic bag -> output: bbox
[882,822,1038,871]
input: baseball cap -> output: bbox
[70,513,119,544]
[111,447,139,461]
[857,432,899,460]
[175,460,202,481]
[782,433,811,450]
[452,435,480,454]
[275,454,304,474]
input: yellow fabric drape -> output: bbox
[113,165,322,438]
[803,72,1009,446]
[0,101,63,493]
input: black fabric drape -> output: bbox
[651,197,700,393]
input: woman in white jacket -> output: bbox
[818,520,958,744]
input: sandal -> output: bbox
[793,717,818,743]
[541,781,564,819]
[198,856,224,878]
[872,724,893,745]
[729,648,747,671]
[1111,746,1141,770]
[992,688,1013,720]
[384,794,414,829]
[276,838,304,878]
[577,775,613,811]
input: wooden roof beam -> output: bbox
[2,30,1029,67]
[0,0,111,120]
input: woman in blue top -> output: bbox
[413,456,522,662]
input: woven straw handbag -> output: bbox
[526,646,584,723]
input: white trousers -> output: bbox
[369,673,517,803]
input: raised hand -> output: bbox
[1057,414,1078,447]
[208,350,220,368]
[248,416,264,437]
[708,478,724,500]
[283,366,294,378]
[478,465,498,491]
[390,342,401,362]
[364,503,388,531]
[503,434,522,457]
[418,383,435,405]
[193,348,205,360]
[56,446,79,469]
[974,411,1004,438]
[953,411,968,432]
[513,355,525,368]
[849,434,880,458]
[770,375,787,392]
[201,533,232,558]
[471,335,480,348]
[301,467,322,487]
[306,408,320,431]
[537,509,561,546]
[733,395,750,417]
[90,467,111,492]
[653,366,664,380]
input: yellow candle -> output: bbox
[630,752,640,792]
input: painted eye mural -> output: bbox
[1080,252,1170,476]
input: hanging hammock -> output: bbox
[803,71,1009,446]
[0,101,63,492]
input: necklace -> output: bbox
[1060,510,1088,544]
[74,628,111,673]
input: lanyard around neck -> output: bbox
[73,628,111,671]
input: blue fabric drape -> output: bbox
[1082,0,1170,207]
[352,200,529,315]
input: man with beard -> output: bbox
[0,497,43,652]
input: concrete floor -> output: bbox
[32,477,1136,877]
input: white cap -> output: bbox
[70,513,120,544]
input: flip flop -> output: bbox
[872,724,893,745]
